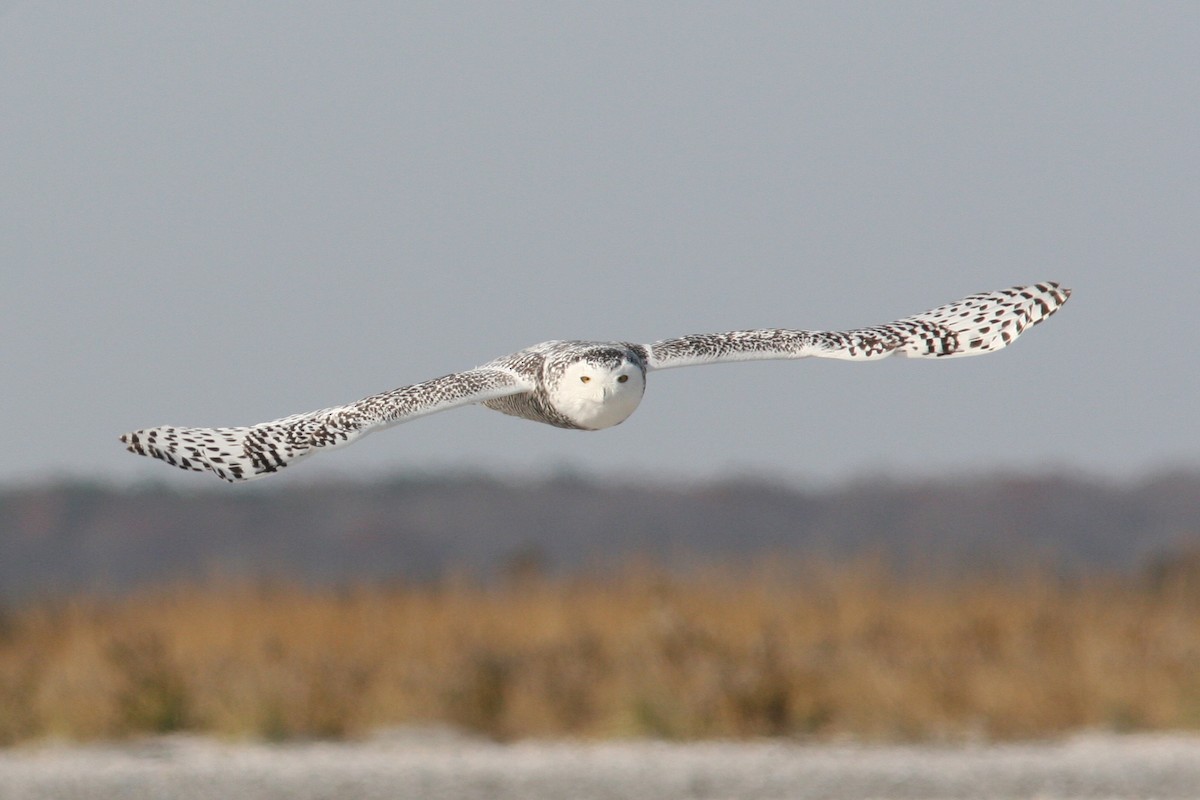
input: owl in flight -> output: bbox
[121,282,1070,482]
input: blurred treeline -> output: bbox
[4,471,1200,598]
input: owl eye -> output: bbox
[580,375,591,383]
[617,375,629,383]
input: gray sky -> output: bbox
[2,2,1196,488]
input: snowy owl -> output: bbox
[121,282,1070,482]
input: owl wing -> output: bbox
[640,282,1070,371]
[120,366,533,482]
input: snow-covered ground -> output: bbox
[2,729,1200,800]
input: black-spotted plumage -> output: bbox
[121,281,1070,482]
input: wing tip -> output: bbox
[119,424,263,483]
[1038,280,1071,302]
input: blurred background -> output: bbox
[2,2,1198,745]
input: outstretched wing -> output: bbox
[641,282,1070,371]
[120,367,532,482]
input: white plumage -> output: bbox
[121,282,1070,482]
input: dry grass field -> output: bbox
[2,559,1199,745]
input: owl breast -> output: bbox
[482,391,583,429]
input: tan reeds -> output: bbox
[1,559,1199,744]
